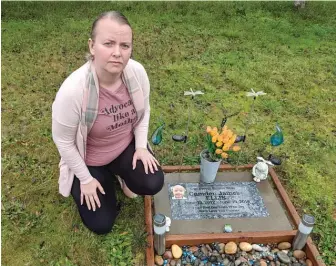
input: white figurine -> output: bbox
[165,216,171,232]
[252,157,274,182]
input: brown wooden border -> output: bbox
[144,165,325,266]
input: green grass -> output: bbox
[2,1,336,265]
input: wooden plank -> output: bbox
[268,168,301,227]
[305,237,326,266]
[145,196,155,266]
[162,164,254,173]
[166,230,297,246]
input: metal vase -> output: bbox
[200,149,221,183]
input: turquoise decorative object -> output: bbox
[151,123,165,145]
[270,124,284,146]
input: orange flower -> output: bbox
[217,135,223,142]
[206,126,212,133]
[228,134,237,146]
[222,144,230,151]
[221,152,229,159]
[210,130,218,137]
[232,146,241,152]
[227,130,233,139]
[222,137,230,143]
[212,135,218,143]
[216,141,223,147]
[212,127,218,132]
[215,149,223,154]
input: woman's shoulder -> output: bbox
[54,62,90,104]
[126,58,147,75]
[60,62,90,91]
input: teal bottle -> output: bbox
[151,123,165,145]
[270,124,284,146]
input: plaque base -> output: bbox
[154,171,293,234]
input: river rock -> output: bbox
[306,259,313,266]
[194,259,201,266]
[218,243,225,254]
[163,251,173,259]
[225,242,238,254]
[293,250,306,259]
[277,251,291,264]
[223,258,230,265]
[277,242,291,250]
[172,244,182,259]
[176,259,182,266]
[206,244,213,253]
[234,258,241,266]
[190,246,199,253]
[201,245,209,256]
[155,255,164,265]
[260,259,267,266]
[170,259,176,266]
[239,242,253,252]
[252,244,263,252]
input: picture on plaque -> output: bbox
[170,184,188,200]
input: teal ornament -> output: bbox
[270,124,284,146]
[151,123,165,145]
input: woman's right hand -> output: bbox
[80,178,105,211]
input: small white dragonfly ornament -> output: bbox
[184,88,204,98]
[246,88,267,98]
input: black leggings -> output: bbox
[71,139,164,235]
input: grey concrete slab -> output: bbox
[153,172,294,234]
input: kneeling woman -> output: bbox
[52,11,164,234]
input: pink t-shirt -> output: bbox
[85,83,137,166]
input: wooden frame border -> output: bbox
[145,165,325,266]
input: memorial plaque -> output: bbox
[168,182,269,220]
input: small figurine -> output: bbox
[224,224,233,233]
[165,216,171,232]
[252,157,274,182]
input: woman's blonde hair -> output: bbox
[86,11,132,61]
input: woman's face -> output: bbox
[173,186,185,199]
[89,18,132,76]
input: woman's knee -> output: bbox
[85,217,116,235]
[143,170,164,195]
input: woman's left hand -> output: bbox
[132,148,160,174]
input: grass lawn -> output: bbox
[1,1,335,265]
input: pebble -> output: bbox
[234,259,241,266]
[225,241,238,254]
[267,255,274,261]
[163,251,173,259]
[252,244,263,252]
[270,262,276,266]
[306,259,313,266]
[218,243,225,254]
[239,242,253,252]
[260,259,267,266]
[170,259,176,266]
[201,245,209,256]
[154,255,164,266]
[171,244,182,259]
[194,259,201,266]
[277,251,291,264]
[189,246,198,253]
[176,259,182,266]
[205,244,212,253]
[277,242,291,250]
[293,250,306,259]
[223,258,230,265]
